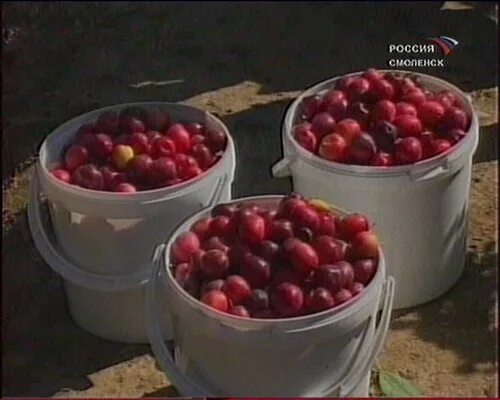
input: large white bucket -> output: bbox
[28,102,236,343]
[147,195,395,397]
[273,71,479,310]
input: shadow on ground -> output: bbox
[391,246,498,375]
[473,124,498,164]
[2,215,149,397]
[223,100,293,197]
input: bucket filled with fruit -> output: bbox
[147,194,394,396]
[28,102,236,343]
[273,69,478,309]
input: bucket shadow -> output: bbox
[2,214,149,397]
[143,386,180,397]
[473,124,499,164]
[221,100,295,197]
[390,244,498,374]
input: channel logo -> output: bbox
[427,36,459,56]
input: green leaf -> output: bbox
[378,370,422,397]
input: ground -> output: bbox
[2,2,498,397]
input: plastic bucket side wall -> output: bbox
[30,160,233,344]
[47,170,233,276]
[349,372,371,397]
[64,281,170,343]
[172,331,373,396]
[166,283,379,396]
[60,181,232,343]
[153,195,389,396]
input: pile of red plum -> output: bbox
[49,106,227,192]
[170,194,380,319]
[293,69,471,166]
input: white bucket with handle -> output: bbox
[28,102,236,343]
[147,195,394,397]
[272,71,479,309]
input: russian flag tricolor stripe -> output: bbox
[428,36,459,55]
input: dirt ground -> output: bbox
[2,2,498,397]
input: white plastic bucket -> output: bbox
[273,71,479,310]
[28,102,236,343]
[147,195,395,397]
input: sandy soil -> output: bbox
[2,2,498,397]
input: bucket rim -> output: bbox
[38,101,235,203]
[160,194,386,329]
[282,69,479,177]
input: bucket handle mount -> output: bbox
[271,156,297,178]
[408,158,450,183]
